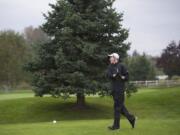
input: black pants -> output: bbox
[112,92,134,128]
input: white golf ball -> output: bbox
[53,120,57,124]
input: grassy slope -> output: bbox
[0,87,180,135]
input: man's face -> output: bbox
[109,56,116,64]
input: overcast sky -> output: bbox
[0,0,180,56]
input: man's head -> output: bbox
[108,53,119,64]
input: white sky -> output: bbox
[0,0,180,56]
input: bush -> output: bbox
[171,76,180,81]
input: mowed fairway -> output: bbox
[0,87,180,135]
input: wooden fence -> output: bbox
[130,80,180,87]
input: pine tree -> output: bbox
[25,0,130,107]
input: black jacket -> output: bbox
[106,62,129,94]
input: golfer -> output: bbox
[106,53,136,130]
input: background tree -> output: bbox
[23,26,50,66]
[124,52,156,81]
[23,26,49,46]
[0,30,30,90]
[157,41,180,78]
[25,0,131,107]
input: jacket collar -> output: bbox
[111,62,119,66]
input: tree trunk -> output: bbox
[76,93,85,107]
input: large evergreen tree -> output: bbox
[25,0,130,106]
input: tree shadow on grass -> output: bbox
[0,97,113,124]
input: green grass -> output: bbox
[0,87,180,135]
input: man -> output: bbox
[106,53,136,130]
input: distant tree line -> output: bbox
[0,27,49,90]
[124,51,156,81]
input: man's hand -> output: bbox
[113,68,119,78]
[121,76,126,80]
[113,74,117,77]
